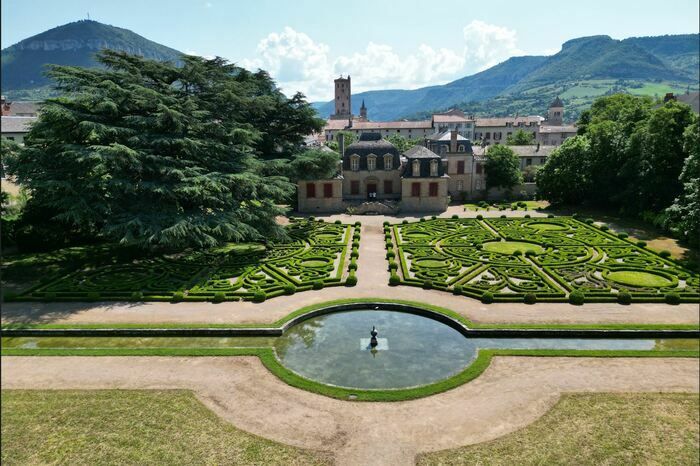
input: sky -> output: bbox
[2,0,699,101]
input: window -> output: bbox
[412,160,420,177]
[396,129,400,133]
[6,136,15,141]
[485,132,491,139]
[458,145,465,152]
[351,155,360,171]
[384,154,393,170]
[440,146,447,154]
[367,155,376,171]
[475,163,482,174]
[526,158,532,166]
[430,160,438,177]
[350,180,360,195]
[323,183,333,198]
[457,161,465,174]
[411,182,421,197]
[494,132,501,140]
[384,180,393,194]
[457,180,464,191]
[306,183,316,198]
[429,182,438,197]
[476,179,482,190]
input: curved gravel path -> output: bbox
[3,355,698,465]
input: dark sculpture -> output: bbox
[370,326,378,347]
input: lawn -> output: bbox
[3,219,359,302]
[463,200,548,212]
[417,393,699,465]
[1,390,330,465]
[387,216,699,303]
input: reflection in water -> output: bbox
[274,310,655,390]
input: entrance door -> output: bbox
[367,183,377,200]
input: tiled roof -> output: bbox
[538,125,577,133]
[432,114,471,123]
[676,92,700,114]
[404,145,440,159]
[508,145,558,157]
[324,119,433,131]
[475,116,543,127]
[1,116,36,133]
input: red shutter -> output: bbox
[307,183,316,198]
[411,182,421,197]
[323,183,333,198]
[429,182,438,197]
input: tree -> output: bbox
[484,144,522,193]
[325,131,357,152]
[506,129,534,145]
[6,50,324,251]
[665,119,700,247]
[386,134,423,152]
[289,149,340,181]
[536,136,592,205]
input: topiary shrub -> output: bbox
[388,261,398,271]
[171,291,184,303]
[389,274,400,286]
[524,293,537,304]
[512,250,523,256]
[453,284,463,295]
[524,214,531,218]
[617,232,628,239]
[383,221,390,226]
[312,280,324,290]
[420,218,426,222]
[352,240,360,248]
[252,290,267,302]
[386,250,395,259]
[547,214,555,218]
[131,291,143,301]
[348,260,358,271]
[476,214,483,220]
[569,291,585,305]
[402,220,408,224]
[431,215,437,220]
[213,291,226,303]
[423,279,433,289]
[525,249,537,256]
[585,218,594,224]
[334,220,342,224]
[659,250,671,258]
[500,214,506,218]
[309,216,315,221]
[354,221,361,227]
[346,273,358,287]
[481,291,494,304]
[452,214,459,219]
[665,292,680,305]
[599,225,609,231]
[617,291,632,305]
[283,284,296,295]
[637,241,647,248]
[350,249,359,259]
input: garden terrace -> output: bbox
[7,219,359,303]
[386,217,700,304]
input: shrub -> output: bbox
[350,249,359,259]
[617,291,632,305]
[131,291,143,301]
[423,279,433,289]
[334,220,342,224]
[252,290,267,302]
[637,241,647,248]
[283,284,296,295]
[386,250,395,259]
[213,291,226,303]
[481,291,494,304]
[524,214,531,218]
[453,284,463,295]
[171,291,184,302]
[346,272,357,287]
[659,250,671,258]
[312,280,324,290]
[476,214,483,220]
[388,261,398,271]
[599,225,609,231]
[383,221,390,226]
[665,292,680,305]
[354,221,361,227]
[525,249,537,256]
[512,250,523,256]
[584,218,594,224]
[500,214,506,218]
[348,260,358,271]
[572,213,579,219]
[389,274,400,286]
[402,220,408,224]
[569,291,585,305]
[431,215,437,220]
[617,232,628,239]
[352,240,360,248]
[309,216,315,221]
[452,214,459,219]
[420,218,426,222]
[547,214,555,218]
[524,293,537,304]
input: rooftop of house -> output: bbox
[1,100,40,116]
[549,96,564,108]
[475,116,543,127]
[428,131,469,141]
[538,125,577,133]
[675,92,700,114]
[1,116,36,133]
[432,109,472,123]
[472,144,558,157]
[404,145,441,159]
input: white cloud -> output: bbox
[462,20,523,71]
[241,21,534,101]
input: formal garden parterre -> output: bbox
[8,219,360,303]
[385,216,699,304]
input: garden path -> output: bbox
[3,355,698,465]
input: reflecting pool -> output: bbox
[274,310,655,389]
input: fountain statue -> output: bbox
[370,326,378,348]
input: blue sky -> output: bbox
[2,0,699,100]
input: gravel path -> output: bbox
[3,355,698,465]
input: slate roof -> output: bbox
[404,145,441,159]
[476,116,543,127]
[549,96,564,108]
[676,92,700,114]
[538,125,577,133]
[508,145,558,157]
[342,133,401,171]
[1,116,36,133]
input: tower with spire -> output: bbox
[547,96,564,126]
[359,99,368,121]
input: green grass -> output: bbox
[482,240,545,255]
[2,345,696,402]
[417,393,699,465]
[1,390,330,465]
[607,270,674,287]
[1,336,277,349]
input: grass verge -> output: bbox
[417,393,700,465]
[1,389,330,465]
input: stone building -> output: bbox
[400,145,449,211]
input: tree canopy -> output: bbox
[6,50,325,250]
[506,129,535,145]
[484,144,522,192]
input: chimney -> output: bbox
[339,132,345,157]
[1,95,10,116]
[663,92,675,103]
[536,142,540,152]
[450,130,458,153]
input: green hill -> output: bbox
[1,20,182,98]
[313,34,699,121]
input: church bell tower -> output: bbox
[330,75,352,120]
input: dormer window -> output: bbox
[412,160,420,177]
[458,145,465,152]
[440,146,447,154]
[430,159,438,177]
[384,154,393,170]
[351,154,360,171]
[367,154,377,171]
